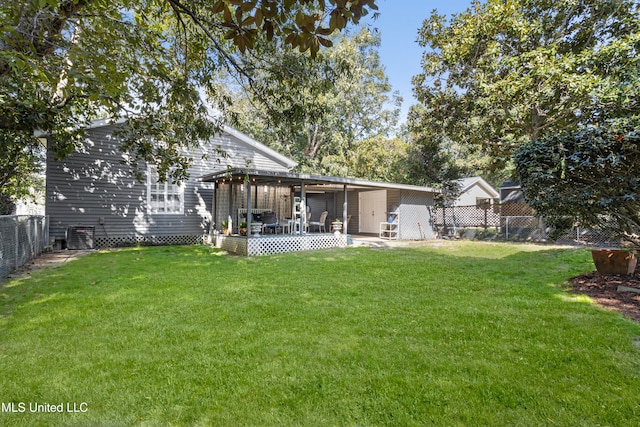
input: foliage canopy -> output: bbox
[221,27,401,178]
[412,0,640,172]
[0,0,378,211]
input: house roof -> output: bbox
[82,118,298,171]
[499,178,521,189]
[455,177,500,198]
[221,126,298,170]
[199,168,440,194]
[499,179,525,202]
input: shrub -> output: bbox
[514,118,640,246]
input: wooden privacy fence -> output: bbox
[0,216,49,280]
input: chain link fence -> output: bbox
[0,216,49,280]
[434,204,624,248]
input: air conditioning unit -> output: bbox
[66,226,95,250]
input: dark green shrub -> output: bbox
[514,118,640,246]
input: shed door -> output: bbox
[359,190,387,234]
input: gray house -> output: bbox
[47,119,439,253]
[46,119,296,249]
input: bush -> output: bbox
[514,118,640,246]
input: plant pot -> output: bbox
[250,223,262,236]
[591,249,637,275]
[331,222,342,232]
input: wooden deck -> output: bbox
[214,233,349,256]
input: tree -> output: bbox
[412,0,640,171]
[347,136,412,183]
[405,104,468,202]
[514,118,640,245]
[220,27,401,176]
[0,0,378,204]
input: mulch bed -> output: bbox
[569,268,640,323]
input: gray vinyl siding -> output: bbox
[331,188,435,238]
[306,193,334,223]
[46,124,292,244]
[386,189,401,213]
[333,189,362,235]
[398,190,436,240]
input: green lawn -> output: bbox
[1,241,639,426]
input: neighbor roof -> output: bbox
[455,176,499,198]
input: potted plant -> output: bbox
[239,221,247,236]
[250,222,262,236]
[591,248,637,275]
[220,220,229,236]
[515,118,640,275]
[331,219,343,233]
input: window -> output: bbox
[147,166,184,214]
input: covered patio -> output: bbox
[199,168,438,255]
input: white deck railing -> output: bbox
[215,233,348,256]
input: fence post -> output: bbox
[505,217,509,240]
[14,217,19,269]
[483,206,488,230]
[442,205,447,236]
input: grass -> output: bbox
[1,241,639,426]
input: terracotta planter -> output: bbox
[591,249,637,275]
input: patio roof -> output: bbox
[198,168,440,194]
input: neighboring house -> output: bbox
[46,119,296,248]
[46,119,440,252]
[452,177,500,207]
[499,178,526,203]
[499,179,533,217]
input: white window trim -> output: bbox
[146,165,185,215]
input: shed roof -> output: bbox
[199,168,439,193]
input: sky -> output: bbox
[364,0,475,122]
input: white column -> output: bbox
[300,181,306,234]
[343,184,348,233]
[246,178,253,236]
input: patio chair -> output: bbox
[309,211,328,232]
[261,212,280,234]
[304,208,313,233]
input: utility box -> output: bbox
[66,226,95,250]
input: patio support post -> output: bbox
[343,184,348,232]
[228,182,234,233]
[246,177,253,236]
[300,180,306,235]
[210,182,217,234]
